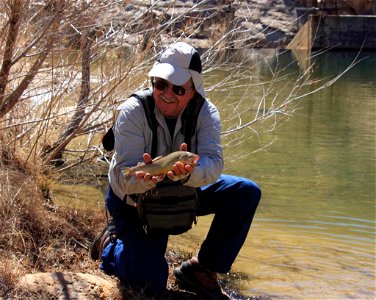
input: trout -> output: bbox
[123,151,199,179]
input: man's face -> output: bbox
[153,77,196,118]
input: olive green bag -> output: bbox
[136,180,198,235]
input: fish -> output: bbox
[122,151,200,179]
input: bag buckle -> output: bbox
[148,188,158,197]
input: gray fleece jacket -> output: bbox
[108,91,224,204]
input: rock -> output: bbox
[103,0,298,50]
[18,272,121,300]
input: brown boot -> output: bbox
[173,257,230,299]
[90,224,116,261]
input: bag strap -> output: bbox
[181,93,205,152]
[131,88,158,158]
[105,207,117,243]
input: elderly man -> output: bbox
[96,42,261,299]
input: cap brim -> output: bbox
[148,62,191,86]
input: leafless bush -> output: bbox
[0,0,353,172]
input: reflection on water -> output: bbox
[171,50,376,299]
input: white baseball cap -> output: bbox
[148,42,206,98]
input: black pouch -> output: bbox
[136,179,198,235]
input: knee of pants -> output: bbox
[225,174,261,197]
[242,178,262,203]
[231,177,261,212]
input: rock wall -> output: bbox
[311,15,376,49]
[288,14,376,50]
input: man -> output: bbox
[98,42,261,299]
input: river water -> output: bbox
[169,50,376,299]
[54,49,375,299]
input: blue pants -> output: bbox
[100,174,261,294]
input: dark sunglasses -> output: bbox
[153,78,193,96]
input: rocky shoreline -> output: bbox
[17,250,268,300]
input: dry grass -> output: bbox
[0,144,104,298]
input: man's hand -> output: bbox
[135,153,164,183]
[167,143,195,180]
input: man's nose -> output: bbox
[163,84,175,96]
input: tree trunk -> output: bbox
[44,28,92,165]
[0,0,23,116]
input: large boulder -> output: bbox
[18,272,121,300]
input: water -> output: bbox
[169,50,376,299]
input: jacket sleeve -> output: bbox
[184,100,224,187]
[108,97,156,200]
